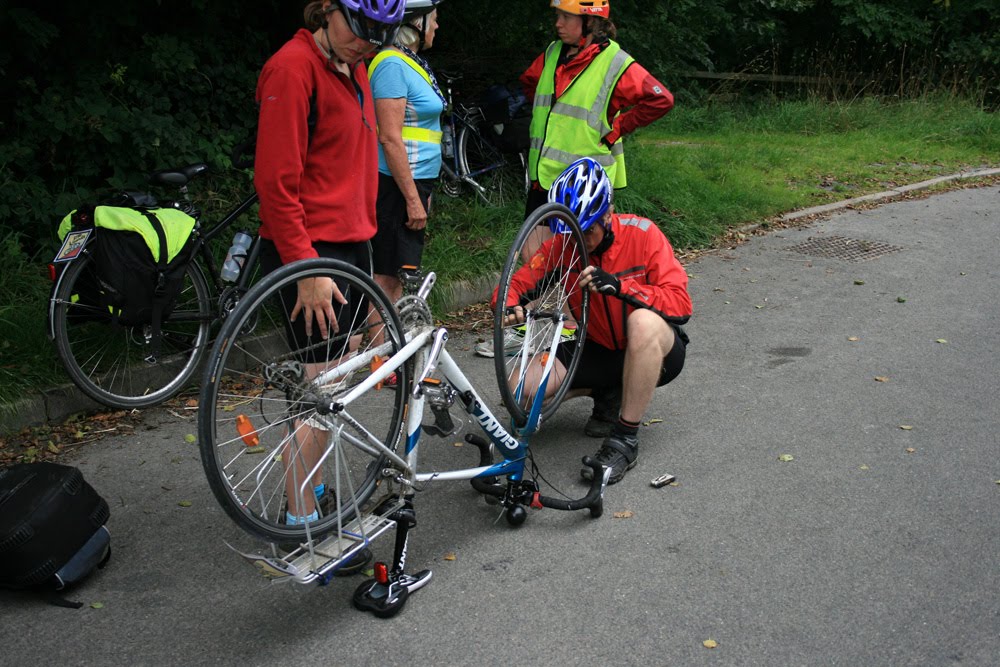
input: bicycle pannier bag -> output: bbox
[479,84,531,154]
[58,200,197,354]
[0,462,111,603]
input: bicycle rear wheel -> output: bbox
[51,251,211,408]
[198,258,409,545]
[458,116,527,207]
[494,203,589,427]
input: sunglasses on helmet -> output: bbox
[340,7,401,48]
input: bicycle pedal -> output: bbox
[399,569,433,594]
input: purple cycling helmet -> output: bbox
[338,0,406,47]
[547,157,613,234]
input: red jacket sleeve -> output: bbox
[253,65,319,264]
[490,235,563,309]
[619,229,691,325]
[604,62,674,146]
[519,52,546,104]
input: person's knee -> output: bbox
[626,309,674,356]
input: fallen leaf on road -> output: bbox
[897,296,907,303]
[613,510,634,519]
[778,454,794,462]
[935,339,948,344]
[184,434,196,443]
[854,279,865,285]
[899,425,913,430]
[905,448,916,454]
[47,443,60,454]
[443,553,456,561]
[643,418,663,426]
[703,639,718,649]
[178,500,193,507]
[860,465,870,470]
[185,399,198,408]
[847,336,860,342]
[90,602,104,609]
[452,441,463,447]
[245,445,265,454]
[874,376,889,382]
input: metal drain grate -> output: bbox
[783,235,903,262]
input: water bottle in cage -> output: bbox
[220,231,252,282]
[441,125,454,159]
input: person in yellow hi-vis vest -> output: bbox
[474,0,674,359]
[369,0,445,308]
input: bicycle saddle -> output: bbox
[148,163,209,188]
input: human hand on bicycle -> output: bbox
[579,266,621,296]
[291,276,347,339]
[503,305,526,326]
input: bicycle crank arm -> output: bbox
[412,328,448,396]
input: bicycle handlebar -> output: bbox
[535,457,607,516]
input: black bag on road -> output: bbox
[0,462,111,601]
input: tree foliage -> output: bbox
[1,0,996,256]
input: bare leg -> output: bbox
[514,354,569,404]
[283,348,361,518]
[619,309,675,423]
[369,274,402,347]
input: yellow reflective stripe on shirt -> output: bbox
[401,126,443,144]
[369,49,442,145]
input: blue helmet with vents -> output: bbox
[547,157,612,234]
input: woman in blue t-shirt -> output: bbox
[369,0,445,305]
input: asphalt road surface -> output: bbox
[2,185,998,666]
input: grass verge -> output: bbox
[1,95,997,411]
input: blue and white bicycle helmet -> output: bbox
[547,157,613,233]
[339,0,406,47]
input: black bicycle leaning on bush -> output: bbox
[47,163,260,409]
[438,73,530,207]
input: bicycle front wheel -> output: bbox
[494,203,589,427]
[51,251,212,409]
[198,258,409,545]
[458,116,525,207]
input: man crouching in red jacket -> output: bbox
[495,157,691,484]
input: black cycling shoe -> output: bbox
[581,433,638,485]
[584,386,622,438]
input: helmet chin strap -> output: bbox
[592,227,614,255]
[318,7,349,65]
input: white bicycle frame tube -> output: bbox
[305,318,561,488]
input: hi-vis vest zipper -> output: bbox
[528,40,634,189]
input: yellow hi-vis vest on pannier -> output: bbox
[368,50,443,146]
[527,40,634,189]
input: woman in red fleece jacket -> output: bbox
[253,0,403,535]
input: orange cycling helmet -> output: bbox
[549,0,610,19]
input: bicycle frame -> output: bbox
[439,78,515,204]
[228,271,608,600]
